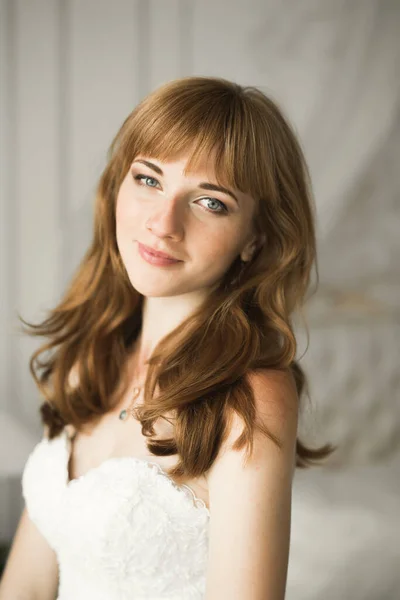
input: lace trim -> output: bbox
[63,429,210,517]
[145,460,210,514]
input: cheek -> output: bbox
[194,227,242,271]
[115,191,138,265]
[115,187,140,235]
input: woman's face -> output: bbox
[115,151,260,298]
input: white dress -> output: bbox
[21,428,210,600]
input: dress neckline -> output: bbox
[60,428,210,517]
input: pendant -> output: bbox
[118,386,141,421]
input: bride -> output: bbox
[0,75,334,600]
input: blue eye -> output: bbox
[199,198,228,214]
[134,174,159,188]
[132,172,229,215]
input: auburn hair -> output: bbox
[19,76,336,484]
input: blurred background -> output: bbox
[0,0,399,598]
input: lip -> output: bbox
[139,242,181,261]
[137,242,183,266]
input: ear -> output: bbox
[240,233,266,262]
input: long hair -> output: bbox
[20,76,336,483]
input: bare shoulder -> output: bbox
[207,367,298,482]
[245,367,299,445]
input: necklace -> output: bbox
[118,382,144,421]
[118,350,148,421]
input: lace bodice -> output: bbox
[21,428,210,599]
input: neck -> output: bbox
[134,290,209,364]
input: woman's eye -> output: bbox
[198,198,228,215]
[134,174,160,188]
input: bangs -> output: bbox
[126,80,275,208]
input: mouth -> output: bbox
[137,242,183,266]
[138,242,182,261]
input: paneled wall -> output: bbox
[1,0,399,541]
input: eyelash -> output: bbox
[132,173,229,215]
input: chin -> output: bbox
[125,274,183,298]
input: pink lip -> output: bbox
[139,242,180,260]
[137,242,183,266]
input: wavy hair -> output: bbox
[20,76,336,483]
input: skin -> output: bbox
[115,149,264,369]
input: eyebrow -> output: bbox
[133,159,239,205]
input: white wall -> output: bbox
[1,0,399,541]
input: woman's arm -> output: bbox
[0,424,59,600]
[0,506,59,600]
[204,369,298,600]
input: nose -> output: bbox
[145,196,185,239]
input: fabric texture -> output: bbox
[21,428,210,600]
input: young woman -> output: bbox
[1,76,335,600]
